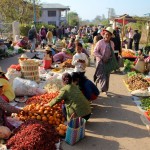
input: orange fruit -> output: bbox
[49,120,53,124]
[44,110,49,114]
[49,116,54,121]
[59,129,65,136]
[31,116,36,119]
[42,116,48,121]
[37,115,41,120]
[56,126,60,132]
[38,109,43,114]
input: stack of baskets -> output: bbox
[20,59,40,83]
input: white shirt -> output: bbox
[72,52,88,72]
[128,30,134,39]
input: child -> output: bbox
[43,47,53,69]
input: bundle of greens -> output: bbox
[140,98,150,110]
[123,59,134,73]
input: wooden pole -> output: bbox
[121,17,125,54]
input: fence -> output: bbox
[0,23,13,41]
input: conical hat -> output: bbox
[18,54,28,59]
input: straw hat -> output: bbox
[104,27,114,35]
[62,48,67,52]
[18,54,28,59]
[45,47,52,51]
[0,67,5,74]
[52,45,57,49]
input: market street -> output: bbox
[0,51,150,150]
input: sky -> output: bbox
[40,0,150,20]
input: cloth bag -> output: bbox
[103,46,119,74]
[134,59,145,73]
[65,117,86,145]
[118,55,124,67]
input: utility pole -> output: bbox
[33,0,36,26]
[107,8,110,24]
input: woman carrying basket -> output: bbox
[93,27,118,95]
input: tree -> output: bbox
[68,12,79,27]
[101,14,106,20]
[0,0,41,24]
[93,15,101,25]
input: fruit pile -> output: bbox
[26,92,59,105]
[18,92,67,136]
[61,59,74,68]
[126,74,149,91]
[56,124,67,136]
[122,50,136,58]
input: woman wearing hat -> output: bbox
[43,47,53,69]
[93,27,118,95]
[0,82,21,138]
[0,67,15,102]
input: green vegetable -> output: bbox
[123,59,134,73]
[140,98,150,110]
[128,71,137,78]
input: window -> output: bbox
[48,11,56,17]
[48,21,56,26]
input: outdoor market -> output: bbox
[0,1,150,150]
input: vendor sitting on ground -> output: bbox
[53,48,72,63]
[45,73,91,121]
[43,47,53,69]
[72,72,100,101]
[0,89,21,139]
[67,38,76,53]
[0,67,15,102]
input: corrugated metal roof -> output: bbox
[41,3,70,10]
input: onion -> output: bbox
[0,126,11,139]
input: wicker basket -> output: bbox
[20,59,40,82]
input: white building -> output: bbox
[38,3,70,26]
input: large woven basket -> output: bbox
[20,59,40,82]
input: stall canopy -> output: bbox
[114,14,137,25]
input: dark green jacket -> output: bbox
[49,84,91,121]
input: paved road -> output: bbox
[0,53,150,150]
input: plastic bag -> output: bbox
[134,59,145,73]
[6,68,21,86]
[13,77,46,96]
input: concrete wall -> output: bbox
[38,9,67,26]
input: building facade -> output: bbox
[38,3,70,26]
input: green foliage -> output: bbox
[100,20,109,27]
[0,0,41,23]
[68,12,79,26]
[20,24,31,36]
[82,37,89,43]
[123,59,134,73]
[141,98,150,110]
[20,24,55,36]
[35,24,55,32]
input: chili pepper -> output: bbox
[7,120,60,150]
